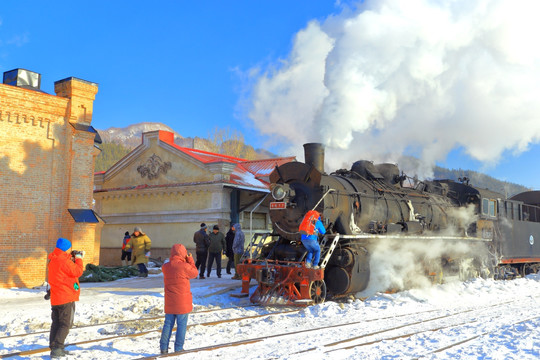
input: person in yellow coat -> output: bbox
[126,226,152,277]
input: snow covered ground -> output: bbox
[1,271,539,359]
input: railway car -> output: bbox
[236,143,540,305]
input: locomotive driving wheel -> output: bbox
[309,280,327,304]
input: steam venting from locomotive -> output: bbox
[360,234,487,297]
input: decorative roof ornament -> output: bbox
[137,153,172,180]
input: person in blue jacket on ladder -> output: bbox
[299,210,326,269]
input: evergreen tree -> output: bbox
[95,142,131,172]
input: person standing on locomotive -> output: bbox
[299,210,326,269]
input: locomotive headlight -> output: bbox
[271,184,287,201]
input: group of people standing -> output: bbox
[193,222,245,279]
[46,222,243,357]
[46,212,324,357]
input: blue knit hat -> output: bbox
[56,238,71,252]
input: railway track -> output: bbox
[136,298,529,359]
[2,296,536,359]
[321,307,539,355]
[311,297,540,358]
[416,314,540,358]
[0,304,259,340]
[0,306,297,359]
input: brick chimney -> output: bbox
[54,77,98,125]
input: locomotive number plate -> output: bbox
[270,202,286,210]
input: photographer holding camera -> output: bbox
[47,238,84,358]
[159,243,198,354]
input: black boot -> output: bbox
[50,348,65,358]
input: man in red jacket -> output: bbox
[48,237,84,358]
[160,244,199,354]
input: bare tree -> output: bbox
[206,126,259,160]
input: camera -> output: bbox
[71,250,84,257]
[44,289,51,300]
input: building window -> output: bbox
[482,198,496,218]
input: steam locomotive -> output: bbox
[236,143,540,305]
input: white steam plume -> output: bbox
[358,205,484,296]
[247,0,540,177]
[357,237,488,297]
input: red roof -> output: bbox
[158,131,295,188]
[241,157,296,178]
[95,130,295,192]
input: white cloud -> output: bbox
[247,0,540,178]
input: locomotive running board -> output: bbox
[337,234,492,242]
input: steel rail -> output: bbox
[0,308,299,359]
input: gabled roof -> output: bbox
[96,130,295,192]
[167,142,247,165]
[157,132,295,189]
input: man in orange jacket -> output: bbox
[47,238,84,358]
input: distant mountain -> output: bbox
[398,155,530,197]
[432,165,530,198]
[95,122,275,158]
[97,122,193,149]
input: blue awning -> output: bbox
[68,209,100,223]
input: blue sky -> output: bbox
[2,0,540,189]
[0,1,338,140]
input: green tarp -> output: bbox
[79,263,140,282]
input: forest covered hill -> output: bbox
[432,165,529,197]
[94,122,530,197]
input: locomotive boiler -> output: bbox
[236,143,540,305]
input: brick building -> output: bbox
[94,130,294,265]
[0,69,101,288]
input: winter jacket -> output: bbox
[193,229,210,252]
[299,210,322,235]
[232,223,245,255]
[162,244,199,314]
[126,233,151,265]
[225,229,235,258]
[208,231,226,253]
[301,217,326,242]
[48,247,84,306]
[122,235,132,252]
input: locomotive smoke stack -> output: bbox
[303,143,325,173]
